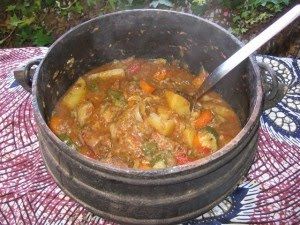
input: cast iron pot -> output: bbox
[15,9,286,225]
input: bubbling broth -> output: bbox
[49,57,241,170]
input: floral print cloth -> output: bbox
[0,48,299,224]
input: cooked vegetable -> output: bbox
[142,141,158,156]
[107,89,126,107]
[194,109,214,129]
[202,103,236,119]
[49,115,62,134]
[183,127,196,148]
[87,68,125,80]
[152,160,166,169]
[203,126,219,140]
[58,134,77,149]
[77,102,93,126]
[127,62,141,74]
[213,105,236,119]
[147,113,175,136]
[49,57,241,170]
[196,128,218,151]
[165,91,190,116]
[139,160,151,170]
[109,123,117,139]
[153,69,167,81]
[195,146,211,157]
[87,81,99,92]
[157,106,172,120]
[152,58,167,65]
[134,105,143,122]
[175,154,191,165]
[192,67,209,88]
[62,77,86,109]
[140,80,155,94]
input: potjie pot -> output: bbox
[16,9,286,225]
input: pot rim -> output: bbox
[32,9,263,177]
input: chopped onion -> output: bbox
[134,105,143,122]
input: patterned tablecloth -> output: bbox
[0,48,299,224]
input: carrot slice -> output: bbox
[193,134,201,149]
[194,109,214,129]
[140,80,155,94]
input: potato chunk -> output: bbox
[87,68,125,80]
[147,113,175,136]
[62,77,86,109]
[164,91,190,116]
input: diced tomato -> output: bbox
[175,154,191,165]
[195,146,211,157]
[127,62,141,74]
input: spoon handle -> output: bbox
[195,4,300,99]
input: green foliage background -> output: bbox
[0,0,290,47]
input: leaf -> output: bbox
[108,0,116,9]
[8,15,35,28]
[21,16,35,27]
[6,5,16,11]
[87,0,97,7]
[73,2,84,14]
[192,0,206,5]
[33,29,53,46]
[150,0,173,8]
[34,0,41,9]
[8,14,23,27]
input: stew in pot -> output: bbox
[49,58,241,169]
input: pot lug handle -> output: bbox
[14,58,43,93]
[258,62,288,110]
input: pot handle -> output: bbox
[14,58,43,93]
[258,62,288,110]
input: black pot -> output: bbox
[15,9,286,225]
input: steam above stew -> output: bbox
[49,58,241,170]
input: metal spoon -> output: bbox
[192,4,300,103]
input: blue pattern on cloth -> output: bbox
[259,56,300,146]
[2,49,298,224]
[182,55,300,225]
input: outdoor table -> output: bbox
[0,47,299,224]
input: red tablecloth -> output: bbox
[0,48,299,224]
